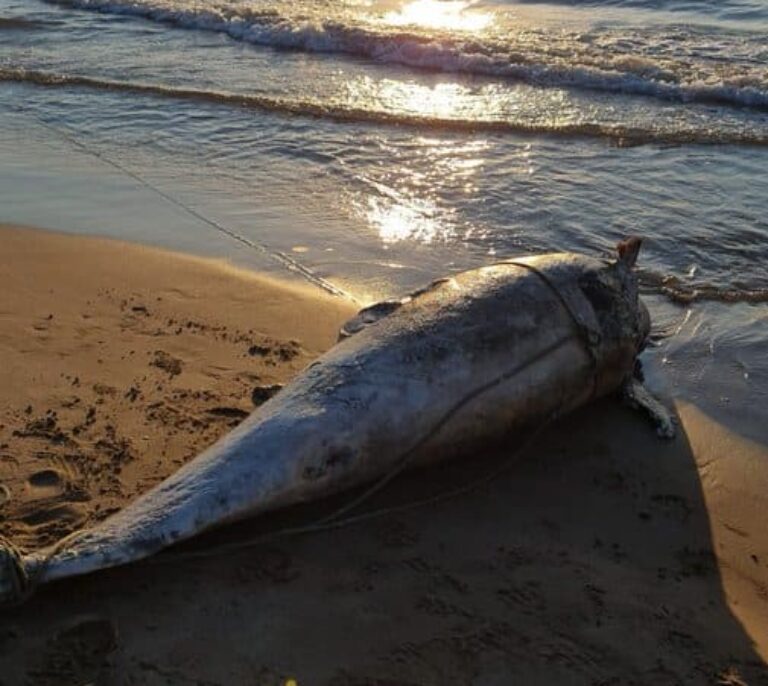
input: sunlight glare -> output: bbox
[382,0,491,32]
[366,195,448,244]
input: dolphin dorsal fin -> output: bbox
[338,277,452,340]
[338,299,404,340]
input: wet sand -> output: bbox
[0,225,766,685]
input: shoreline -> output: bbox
[0,224,766,684]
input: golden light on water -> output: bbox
[382,0,491,32]
[378,80,469,118]
[341,75,503,121]
[350,136,490,245]
[333,72,548,246]
[366,194,449,244]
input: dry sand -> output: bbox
[0,225,766,685]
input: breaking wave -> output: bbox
[5,68,768,147]
[44,0,768,112]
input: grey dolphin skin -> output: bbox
[0,238,671,605]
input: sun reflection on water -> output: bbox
[365,194,449,244]
[341,75,510,123]
[338,75,493,245]
[350,136,490,246]
[376,80,469,119]
[381,0,492,32]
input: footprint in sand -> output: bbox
[27,468,67,498]
[19,461,87,537]
[26,456,80,500]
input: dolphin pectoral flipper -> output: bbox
[338,278,453,340]
[621,378,676,439]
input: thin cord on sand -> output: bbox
[151,420,552,564]
[10,104,357,303]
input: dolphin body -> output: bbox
[0,239,668,604]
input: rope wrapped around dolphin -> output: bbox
[0,238,673,605]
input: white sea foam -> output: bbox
[46,0,768,111]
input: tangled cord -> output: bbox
[0,529,94,607]
[0,535,31,607]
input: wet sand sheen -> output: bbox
[0,225,766,684]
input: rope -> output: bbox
[10,104,357,303]
[149,420,552,565]
[498,259,602,398]
[2,261,603,596]
[312,336,571,527]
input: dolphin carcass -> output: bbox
[0,238,673,604]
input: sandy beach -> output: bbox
[1,225,767,685]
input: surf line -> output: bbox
[15,105,357,303]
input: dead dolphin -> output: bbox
[0,238,671,604]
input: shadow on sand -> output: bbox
[1,399,767,685]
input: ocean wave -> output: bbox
[44,0,768,112]
[4,67,768,147]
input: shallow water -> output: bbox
[1,0,766,440]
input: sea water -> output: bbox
[0,0,766,440]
